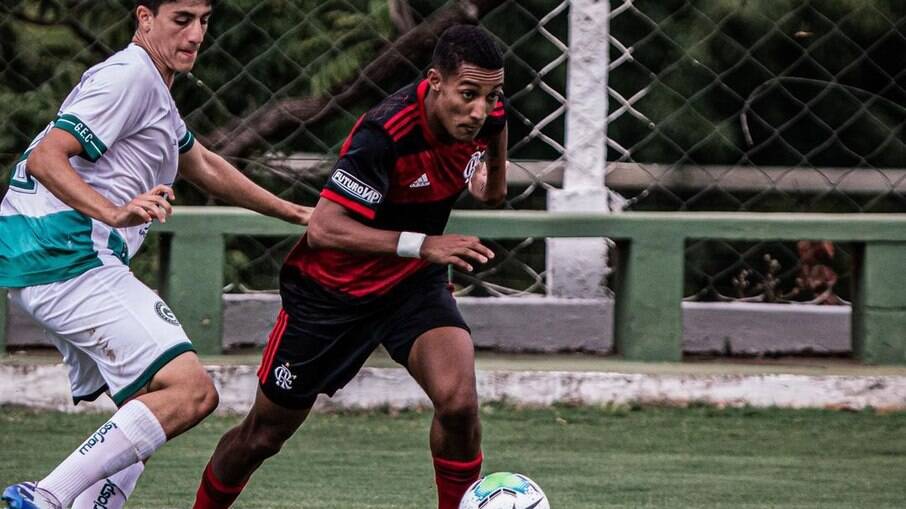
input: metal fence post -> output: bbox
[163,232,225,355]
[853,242,906,364]
[613,235,685,362]
[546,0,611,298]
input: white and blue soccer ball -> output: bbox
[459,472,550,509]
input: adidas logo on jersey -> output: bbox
[409,173,431,188]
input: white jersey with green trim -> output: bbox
[0,43,195,288]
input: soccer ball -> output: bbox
[459,472,550,509]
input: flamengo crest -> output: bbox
[463,150,483,182]
[274,363,297,390]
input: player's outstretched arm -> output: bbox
[26,128,173,227]
[178,141,312,225]
[307,198,494,272]
[468,124,508,206]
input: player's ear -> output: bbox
[427,68,442,93]
[136,6,153,32]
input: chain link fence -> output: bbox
[1,0,904,302]
[607,0,905,304]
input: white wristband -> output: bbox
[397,231,426,258]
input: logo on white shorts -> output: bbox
[274,363,296,390]
[154,302,180,326]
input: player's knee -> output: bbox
[235,410,296,460]
[198,380,220,418]
[244,428,288,460]
[434,387,479,429]
[183,374,219,423]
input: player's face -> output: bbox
[428,64,504,142]
[139,0,211,74]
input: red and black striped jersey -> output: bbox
[285,79,507,298]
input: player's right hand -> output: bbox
[106,184,175,227]
[421,234,495,272]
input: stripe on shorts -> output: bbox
[258,309,289,383]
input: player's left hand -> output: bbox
[287,204,313,226]
[420,234,495,272]
[106,184,175,227]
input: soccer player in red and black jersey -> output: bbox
[193,25,507,509]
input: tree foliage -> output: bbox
[1,0,904,200]
[609,0,906,170]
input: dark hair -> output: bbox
[133,0,214,16]
[431,25,503,76]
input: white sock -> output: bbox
[71,462,145,509]
[37,400,166,508]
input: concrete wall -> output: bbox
[6,296,851,356]
[683,301,850,355]
[2,363,904,414]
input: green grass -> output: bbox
[2,405,905,508]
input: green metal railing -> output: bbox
[3,207,906,364]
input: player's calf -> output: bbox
[11,399,166,509]
[431,398,482,509]
[6,353,217,509]
[236,419,294,462]
[408,328,484,509]
[136,352,219,438]
[194,389,310,509]
[71,462,144,509]
[431,392,483,509]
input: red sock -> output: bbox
[193,461,247,509]
[433,452,483,509]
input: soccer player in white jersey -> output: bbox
[0,1,311,508]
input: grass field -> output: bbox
[1,404,905,508]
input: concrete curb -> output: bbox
[6,298,851,356]
[2,363,904,414]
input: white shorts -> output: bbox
[9,260,194,406]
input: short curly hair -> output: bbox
[432,25,504,76]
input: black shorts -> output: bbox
[257,265,470,409]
